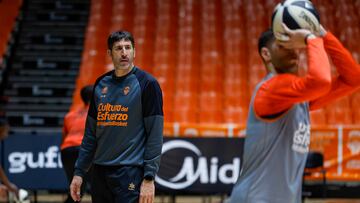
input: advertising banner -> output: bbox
[340,127,360,180]
[1,125,359,191]
[2,133,68,190]
[155,137,244,194]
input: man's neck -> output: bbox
[114,65,134,77]
[266,63,277,75]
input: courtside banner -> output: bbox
[155,137,244,194]
[2,133,68,190]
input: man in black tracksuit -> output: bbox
[70,31,163,203]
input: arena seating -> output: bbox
[1,0,360,131]
[2,0,89,132]
[0,0,22,77]
[71,0,360,127]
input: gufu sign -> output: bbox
[1,133,68,190]
[155,138,244,194]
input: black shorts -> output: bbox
[91,164,143,203]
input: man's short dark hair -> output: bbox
[80,85,93,105]
[258,29,275,55]
[107,31,135,50]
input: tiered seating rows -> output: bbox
[72,0,360,126]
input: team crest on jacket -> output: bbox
[123,86,130,95]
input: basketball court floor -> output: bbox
[30,194,360,203]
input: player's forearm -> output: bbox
[323,32,360,87]
[303,37,332,91]
[143,115,163,179]
[74,116,97,177]
[0,167,10,186]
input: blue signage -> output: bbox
[2,133,68,190]
[156,137,244,194]
[1,134,244,194]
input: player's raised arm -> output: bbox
[310,26,360,110]
[254,24,331,118]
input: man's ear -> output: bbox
[260,47,271,62]
[107,49,111,57]
[133,48,136,58]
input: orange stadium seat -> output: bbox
[162,91,174,123]
[223,107,248,125]
[350,92,360,123]
[199,92,223,111]
[229,67,248,80]
[326,97,352,125]
[199,75,223,93]
[152,60,175,78]
[173,110,198,124]
[163,109,174,123]
[326,107,353,125]
[111,0,134,32]
[199,110,224,124]
[310,109,327,126]
[174,91,198,111]
[351,92,360,108]
[223,79,248,97]
[352,108,360,124]
[157,76,175,96]
[163,90,174,107]
[175,78,198,93]
[224,94,248,109]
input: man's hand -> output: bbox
[139,179,155,203]
[0,185,7,198]
[276,23,315,49]
[70,175,83,202]
[6,182,18,193]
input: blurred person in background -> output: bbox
[61,85,93,203]
[0,115,18,201]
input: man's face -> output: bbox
[269,40,299,74]
[108,39,135,70]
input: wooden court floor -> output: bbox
[25,194,360,203]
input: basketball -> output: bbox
[272,0,320,40]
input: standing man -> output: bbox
[70,31,164,203]
[229,24,360,203]
[61,85,93,203]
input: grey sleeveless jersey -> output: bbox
[229,74,310,203]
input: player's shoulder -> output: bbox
[64,109,80,121]
[95,70,114,85]
[133,67,158,84]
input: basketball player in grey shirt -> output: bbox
[229,24,360,203]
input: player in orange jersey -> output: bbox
[61,85,93,203]
[229,23,360,203]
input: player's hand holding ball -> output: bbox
[276,23,315,49]
[272,0,322,48]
